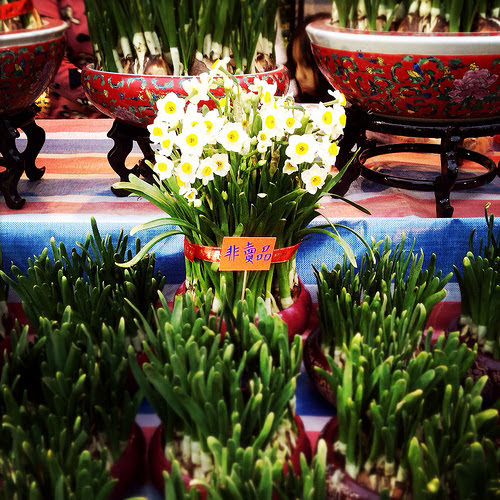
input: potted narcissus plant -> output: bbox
[0,217,165,353]
[0,315,143,498]
[318,327,500,498]
[128,287,312,496]
[0,1,67,209]
[115,62,369,337]
[304,234,451,405]
[453,204,500,406]
[81,0,290,130]
[306,1,500,122]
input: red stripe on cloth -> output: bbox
[40,156,142,175]
[37,119,115,134]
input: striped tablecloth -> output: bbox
[1,119,498,496]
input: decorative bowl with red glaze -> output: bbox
[306,19,500,122]
[81,65,290,127]
[0,19,67,115]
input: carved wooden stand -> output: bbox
[333,107,500,218]
[0,105,46,209]
[106,119,155,197]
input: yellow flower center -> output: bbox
[311,175,322,186]
[176,176,185,187]
[263,92,272,103]
[328,142,338,156]
[181,162,193,173]
[295,142,308,155]
[205,120,213,131]
[286,117,295,127]
[202,166,212,176]
[165,101,177,114]
[215,160,224,169]
[265,115,275,129]
[220,97,227,107]
[186,134,198,146]
[152,126,162,136]
[161,138,171,149]
[322,111,333,125]
[339,113,346,126]
[157,162,168,172]
[227,130,239,143]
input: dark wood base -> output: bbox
[332,108,500,218]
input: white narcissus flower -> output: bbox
[285,133,318,165]
[182,72,212,105]
[282,109,304,134]
[256,130,273,153]
[329,89,347,106]
[197,157,216,185]
[310,103,340,136]
[184,103,204,128]
[318,137,339,169]
[212,153,231,176]
[176,124,207,156]
[217,122,250,153]
[157,131,176,156]
[249,79,277,107]
[175,155,199,184]
[201,109,224,143]
[175,176,193,197]
[184,187,202,207]
[155,93,186,126]
[153,153,174,180]
[283,159,298,175]
[301,164,329,194]
[260,107,284,139]
[147,120,171,144]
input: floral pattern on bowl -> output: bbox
[81,65,290,127]
[306,19,500,122]
[0,19,66,116]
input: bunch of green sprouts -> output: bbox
[83,0,279,75]
[116,64,368,317]
[129,287,302,482]
[0,217,165,350]
[314,234,451,355]
[453,204,500,359]
[161,438,328,500]
[324,329,499,497]
[330,0,499,32]
[0,315,139,497]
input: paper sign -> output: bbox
[219,237,276,271]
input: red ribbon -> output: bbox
[184,238,300,264]
[0,0,34,21]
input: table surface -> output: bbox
[1,119,499,497]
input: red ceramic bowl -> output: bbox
[81,65,290,127]
[0,19,66,115]
[109,422,147,500]
[306,19,500,122]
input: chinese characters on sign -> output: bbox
[219,237,277,271]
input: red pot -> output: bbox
[317,417,381,500]
[175,278,312,342]
[303,328,336,406]
[149,414,311,495]
[0,19,67,115]
[447,315,500,408]
[82,65,290,127]
[109,422,147,500]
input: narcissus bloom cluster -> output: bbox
[147,61,347,204]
